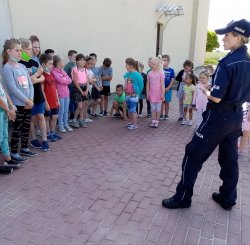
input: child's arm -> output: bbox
[161,74,165,100]
[146,75,150,99]
[41,82,50,111]
[52,70,71,85]
[166,77,175,92]
[0,92,16,121]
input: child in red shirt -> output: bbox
[40,54,63,142]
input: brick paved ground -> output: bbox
[0,95,249,245]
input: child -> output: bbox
[137,62,149,118]
[30,35,41,65]
[147,57,165,128]
[181,73,196,126]
[124,58,143,129]
[99,58,113,116]
[160,54,175,120]
[2,38,35,162]
[176,60,194,122]
[51,55,72,132]
[0,75,20,173]
[71,54,89,128]
[44,49,55,57]
[64,50,77,120]
[192,70,209,129]
[19,38,49,152]
[110,84,127,120]
[87,53,103,117]
[238,102,250,155]
[40,54,68,141]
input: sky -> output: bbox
[208,0,250,30]
[208,0,250,49]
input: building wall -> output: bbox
[0,0,13,70]
[6,0,210,91]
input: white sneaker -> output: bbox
[58,125,67,133]
[181,119,186,125]
[138,114,143,118]
[64,125,73,132]
[85,118,93,123]
[187,120,193,126]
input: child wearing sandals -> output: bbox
[147,57,165,128]
[71,54,89,128]
[0,75,20,173]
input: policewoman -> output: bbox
[162,19,250,210]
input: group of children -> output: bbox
[0,35,249,174]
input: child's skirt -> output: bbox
[177,82,185,100]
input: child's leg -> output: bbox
[0,111,11,160]
[50,115,58,132]
[74,102,82,119]
[160,102,165,116]
[29,117,36,141]
[146,99,151,116]
[239,130,250,151]
[183,107,187,120]
[139,99,143,114]
[79,102,84,119]
[188,107,193,120]
[104,95,109,112]
[100,95,104,113]
[35,114,47,142]
[179,99,184,118]
[45,116,50,134]
[122,101,128,120]
[59,98,65,125]
[20,108,32,150]
[165,102,170,116]
[156,103,162,122]
[63,97,70,126]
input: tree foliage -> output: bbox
[206,31,220,52]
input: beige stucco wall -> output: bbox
[6,0,210,91]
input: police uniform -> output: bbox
[162,19,250,210]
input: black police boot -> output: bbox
[212,192,232,210]
[162,197,191,209]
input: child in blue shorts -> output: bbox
[160,54,175,120]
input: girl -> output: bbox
[2,38,34,162]
[137,62,149,118]
[71,54,89,128]
[146,57,165,128]
[30,35,41,65]
[19,38,49,152]
[181,73,196,126]
[124,58,143,130]
[0,75,20,173]
[192,70,209,129]
[176,60,194,122]
[51,55,72,132]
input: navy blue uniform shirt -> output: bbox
[211,45,250,104]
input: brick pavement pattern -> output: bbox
[0,96,249,245]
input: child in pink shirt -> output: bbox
[51,55,72,133]
[71,54,89,128]
[146,57,165,128]
[192,70,209,129]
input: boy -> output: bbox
[99,58,113,116]
[110,84,127,120]
[87,53,103,117]
[160,54,175,120]
[64,50,77,120]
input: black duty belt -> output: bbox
[207,103,242,112]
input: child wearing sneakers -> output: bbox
[110,84,127,120]
[2,38,35,162]
[181,73,196,126]
[147,57,165,128]
[51,55,72,133]
[71,54,89,128]
[0,75,20,173]
[160,54,175,120]
[40,54,70,142]
[99,58,113,116]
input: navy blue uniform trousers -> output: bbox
[174,108,243,207]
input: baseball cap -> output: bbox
[215,19,250,38]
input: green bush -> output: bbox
[204,52,226,65]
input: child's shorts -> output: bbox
[126,96,138,113]
[44,108,59,117]
[100,86,111,96]
[150,102,162,112]
[32,101,45,116]
[91,87,101,100]
[165,89,172,102]
[183,104,192,109]
[73,84,88,102]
